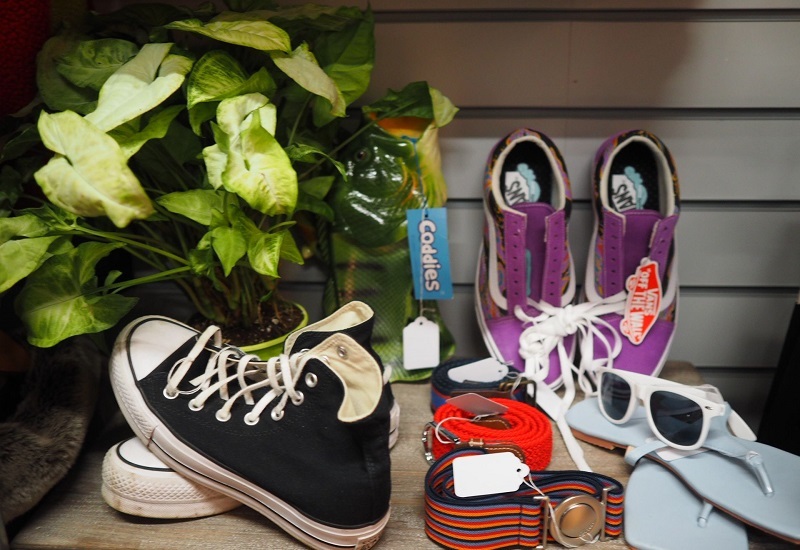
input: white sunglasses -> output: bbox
[596,367,754,451]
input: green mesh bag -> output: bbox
[322,111,455,381]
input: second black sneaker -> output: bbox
[109,309,392,549]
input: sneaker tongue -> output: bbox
[284,316,374,354]
[619,209,664,280]
[514,202,557,303]
[313,334,383,422]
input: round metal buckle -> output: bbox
[550,494,603,548]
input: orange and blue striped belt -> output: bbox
[424,448,624,549]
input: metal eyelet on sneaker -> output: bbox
[337,345,348,358]
[215,410,231,422]
[292,391,304,406]
[271,408,284,421]
[188,399,203,411]
[163,387,179,399]
[244,413,259,426]
[305,372,318,387]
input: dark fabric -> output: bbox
[131,323,391,527]
[758,300,800,456]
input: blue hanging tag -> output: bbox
[406,207,454,300]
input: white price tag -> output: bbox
[447,358,509,383]
[446,393,508,417]
[453,452,530,497]
[403,316,440,370]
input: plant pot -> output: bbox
[239,302,309,360]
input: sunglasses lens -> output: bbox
[649,391,704,447]
[599,372,632,421]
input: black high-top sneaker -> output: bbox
[110,315,391,549]
[285,300,399,447]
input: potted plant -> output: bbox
[0,1,383,351]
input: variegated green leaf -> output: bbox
[156,189,225,226]
[215,92,269,138]
[112,104,184,158]
[221,112,297,215]
[86,44,193,132]
[0,236,71,293]
[165,18,290,53]
[15,242,137,348]
[271,43,345,118]
[35,111,154,227]
[211,226,247,276]
[56,38,139,91]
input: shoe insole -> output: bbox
[499,140,553,207]
[608,142,660,213]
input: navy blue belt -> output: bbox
[430,358,532,412]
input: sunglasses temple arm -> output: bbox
[726,410,756,441]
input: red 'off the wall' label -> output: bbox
[620,260,662,345]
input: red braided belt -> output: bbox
[423,397,553,470]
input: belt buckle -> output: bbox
[421,422,461,464]
[535,487,610,548]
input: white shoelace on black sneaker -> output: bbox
[514,293,626,472]
[163,325,316,425]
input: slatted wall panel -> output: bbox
[273,1,800,428]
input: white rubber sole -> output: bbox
[109,321,390,550]
[101,438,241,518]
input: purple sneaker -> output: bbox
[581,129,680,383]
[475,129,576,389]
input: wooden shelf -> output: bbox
[10,362,792,549]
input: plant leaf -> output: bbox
[156,189,225,225]
[221,111,297,215]
[211,226,247,276]
[246,228,282,277]
[86,44,193,132]
[0,167,24,218]
[186,51,276,109]
[165,18,290,53]
[36,35,98,114]
[203,143,227,190]
[298,175,335,199]
[285,143,345,177]
[295,193,334,221]
[0,124,42,164]
[215,92,269,138]
[0,213,53,243]
[312,8,374,126]
[279,230,303,264]
[112,104,185,158]
[0,236,71,294]
[56,38,140,91]
[35,111,155,228]
[271,43,345,118]
[363,81,458,127]
[15,241,137,348]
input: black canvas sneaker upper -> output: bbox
[111,314,391,535]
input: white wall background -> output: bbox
[272,0,800,430]
[110,0,800,430]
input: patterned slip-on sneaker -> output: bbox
[109,310,392,549]
[582,129,680,381]
[475,128,576,389]
[101,436,241,518]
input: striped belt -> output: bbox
[430,358,532,412]
[425,448,625,549]
[423,397,553,471]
